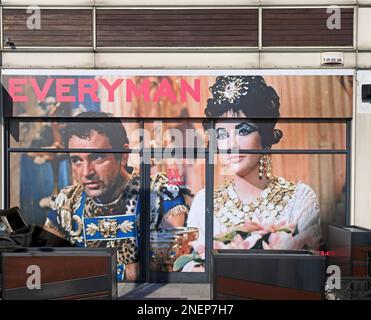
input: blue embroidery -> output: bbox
[162,195,185,213]
[84,215,136,241]
[73,191,86,247]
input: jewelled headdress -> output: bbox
[209,76,265,104]
[210,76,254,105]
[205,75,283,148]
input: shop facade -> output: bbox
[1,0,371,286]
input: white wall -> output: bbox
[354,71,371,228]
[358,8,371,50]
[0,0,360,6]
[2,52,360,69]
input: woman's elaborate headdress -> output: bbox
[204,75,283,148]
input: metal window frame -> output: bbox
[0,6,3,51]
[1,68,354,283]
[3,116,352,283]
[92,6,96,52]
[143,152,208,283]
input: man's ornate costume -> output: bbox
[45,169,189,280]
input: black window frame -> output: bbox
[2,115,352,284]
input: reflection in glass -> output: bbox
[10,151,140,282]
[4,75,353,119]
[214,121,346,151]
[150,158,206,273]
[144,121,207,149]
[9,119,141,150]
[212,153,346,250]
[185,76,346,261]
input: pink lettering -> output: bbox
[126,79,151,102]
[153,79,176,103]
[8,78,27,102]
[99,79,124,102]
[78,79,99,102]
[56,78,75,102]
[30,78,53,102]
[180,79,200,102]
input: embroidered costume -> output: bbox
[45,169,189,280]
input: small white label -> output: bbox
[321,52,344,66]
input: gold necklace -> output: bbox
[214,176,296,229]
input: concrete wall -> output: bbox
[354,71,371,228]
[0,0,362,6]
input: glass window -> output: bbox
[3,72,353,284]
[9,150,141,282]
[144,120,208,149]
[212,120,346,151]
[212,153,346,251]
[9,120,141,151]
[150,157,206,273]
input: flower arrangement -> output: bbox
[173,243,205,272]
[214,220,299,250]
[173,220,300,272]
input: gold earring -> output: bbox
[259,155,272,180]
[265,155,272,180]
[259,156,264,180]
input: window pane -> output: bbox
[150,157,206,273]
[212,153,346,250]
[3,75,352,118]
[213,120,346,151]
[9,152,141,282]
[9,120,141,150]
[144,120,207,149]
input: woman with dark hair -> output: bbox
[183,76,322,271]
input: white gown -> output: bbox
[183,179,322,271]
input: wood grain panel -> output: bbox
[215,276,321,300]
[3,9,92,47]
[262,8,353,47]
[96,9,258,47]
[3,256,110,289]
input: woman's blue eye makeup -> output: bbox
[216,122,257,140]
[235,122,258,136]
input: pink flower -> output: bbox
[213,240,229,250]
[189,242,205,259]
[262,231,299,250]
[235,221,264,233]
[258,221,296,236]
[228,233,262,249]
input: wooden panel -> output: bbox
[3,9,92,47]
[3,256,110,289]
[263,8,353,47]
[96,9,258,47]
[215,276,321,300]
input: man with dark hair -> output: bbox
[44,112,189,281]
